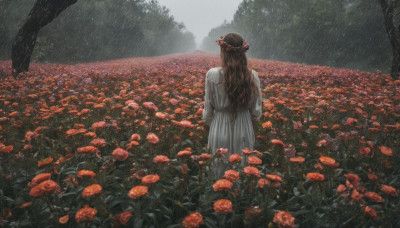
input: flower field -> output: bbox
[0,52,399,227]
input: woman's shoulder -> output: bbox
[206,67,223,82]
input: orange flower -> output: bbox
[153,155,170,164]
[364,206,378,220]
[213,199,232,213]
[359,147,371,156]
[271,139,285,147]
[141,174,160,184]
[364,192,383,202]
[0,145,13,153]
[224,170,239,182]
[129,133,141,141]
[247,156,262,165]
[289,157,305,163]
[319,156,338,167]
[262,121,272,128]
[200,153,211,160]
[172,120,194,128]
[90,138,106,147]
[155,112,168,119]
[75,205,97,223]
[37,157,53,167]
[29,180,61,197]
[273,211,295,228]
[77,170,96,178]
[146,133,159,144]
[142,102,158,111]
[213,179,233,191]
[91,121,106,130]
[336,184,347,193]
[257,178,271,189]
[29,173,51,187]
[380,146,392,156]
[243,166,261,177]
[182,212,204,228]
[306,173,324,182]
[59,215,69,224]
[82,184,102,198]
[77,146,98,154]
[177,150,192,157]
[119,211,133,225]
[245,206,262,220]
[266,174,283,182]
[381,185,398,197]
[112,148,129,161]
[128,185,148,199]
[229,154,242,164]
[351,189,363,203]
[368,173,378,181]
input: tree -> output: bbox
[379,0,400,79]
[11,0,77,75]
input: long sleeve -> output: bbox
[202,71,214,125]
[250,71,262,121]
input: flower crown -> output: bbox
[216,36,250,52]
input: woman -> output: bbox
[202,33,262,179]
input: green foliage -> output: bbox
[0,0,196,63]
[202,0,392,73]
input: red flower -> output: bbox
[141,174,160,184]
[289,157,305,163]
[245,206,262,220]
[77,170,96,178]
[273,211,295,228]
[146,133,159,144]
[128,185,148,199]
[364,192,383,202]
[119,211,133,225]
[213,179,233,191]
[243,166,261,177]
[75,205,97,223]
[247,156,262,165]
[77,146,98,154]
[182,212,204,228]
[380,146,392,156]
[153,155,170,164]
[29,173,51,187]
[229,154,242,164]
[257,178,271,189]
[200,153,211,160]
[224,170,239,182]
[82,184,102,198]
[112,148,129,161]
[381,184,398,197]
[177,150,192,157]
[142,102,158,111]
[364,206,378,220]
[306,173,324,182]
[266,174,283,182]
[90,138,106,147]
[129,133,141,141]
[271,139,285,147]
[213,199,232,213]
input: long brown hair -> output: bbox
[220,33,256,120]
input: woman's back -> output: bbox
[202,66,262,178]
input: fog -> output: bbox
[158,0,242,47]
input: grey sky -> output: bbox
[158,0,243,47]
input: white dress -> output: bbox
[202,67,262,179]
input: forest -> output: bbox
[202,0,392,73]
[0,0,196,63]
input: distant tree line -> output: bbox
[202,0,392,73]
[0,0,196,64]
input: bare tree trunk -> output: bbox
[379,0,400,80]
[11,0,77,75]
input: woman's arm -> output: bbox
[250,71,262,122]
[202,71,215,125]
